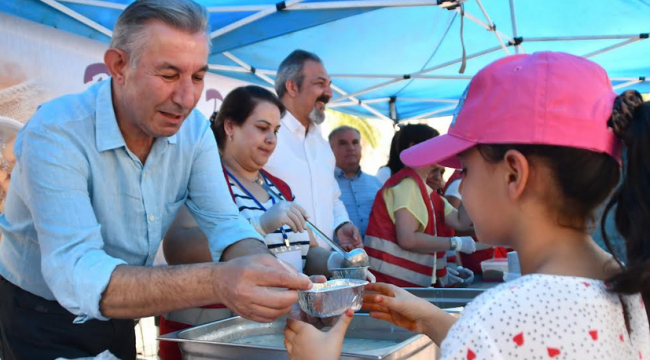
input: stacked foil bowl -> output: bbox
[329,266,368,281]
[298,279,368,317]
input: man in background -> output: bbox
[329,125,381,239]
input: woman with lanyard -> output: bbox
[158,86,335,360]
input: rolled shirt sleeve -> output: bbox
[184,124,263,261]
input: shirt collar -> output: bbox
[335,166,362,179]
[95,79,177,153]
[281,110,321,137]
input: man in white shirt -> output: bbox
[265,50,362,251]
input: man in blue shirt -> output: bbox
[0,1,311,359]
[329,126,382,239]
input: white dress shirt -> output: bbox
[265,111,349,250]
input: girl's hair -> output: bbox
[479,90,650,312]
[386,124,439,175]
[601,91,650,307]
[211,85,286,151]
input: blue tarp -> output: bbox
[2,0,649,121]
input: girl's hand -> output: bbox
[362,282,435,334]
[362,283,457,344]
[284,309,354,360]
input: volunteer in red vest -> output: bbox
[365,163,476,287]
[159,86,333,360]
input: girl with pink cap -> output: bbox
[284,52,650,360]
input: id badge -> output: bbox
[271,244,303,273]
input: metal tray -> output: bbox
[159,314,437,360]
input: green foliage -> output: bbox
[325,109,380,149]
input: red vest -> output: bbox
[365,168,451,287]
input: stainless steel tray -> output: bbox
[159,314,437,360]
[404,287,484,309]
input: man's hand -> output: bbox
[214,254,312,323]
[336,222,362,251]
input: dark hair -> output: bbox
[601,91,650,310]
[211,85,286,151]
[477,144,620,231]
[275,49,323,99]
[387,124,439,174]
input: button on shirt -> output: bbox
[0,80,262,322]
[335,167,382,238]
[264,111,349,250]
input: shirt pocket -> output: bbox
[162,193,188,231]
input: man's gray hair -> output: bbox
[275,50,323,99]
[110,0,209,67]
[328,125,361,143]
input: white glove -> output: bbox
[456,236,476,254]
[448,266,474,287]
[258,201,308,234]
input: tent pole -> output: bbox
[207,0,467,12]
[39,0,112,37]
[401,104,458,121]
[222,52,276,86]
[397,98,459,103]
[613,79,644,90]
[526,34,647,41]
[210,0,306,39]
[209,64,277,75]
[583,38,644,58]
[389,97,397,121]
[508,0,520,54]
[331,44,503,103]
[474,0,510,55]
[329,84,392,121]
[329,74,473,79]
[59,0,126,10]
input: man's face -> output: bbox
[296,60,332,125]
[118,22,209,139]
[330,129,361,172]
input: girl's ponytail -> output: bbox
[602,90,650,311]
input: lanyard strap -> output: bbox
[225,169,289,241]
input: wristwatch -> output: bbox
[450,236,460,251]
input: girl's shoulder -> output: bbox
[462,274,617,321]
[441,274,650,360]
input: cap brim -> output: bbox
[400,134,476,169]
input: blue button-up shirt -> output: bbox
[334,167,382,238]
[0,80,262,322]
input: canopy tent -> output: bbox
[2,0,649,122]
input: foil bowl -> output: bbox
[329,266,368,280]
[298,279,368,317]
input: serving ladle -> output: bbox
[263,183,369,268]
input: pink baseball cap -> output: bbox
[401,51,621,169]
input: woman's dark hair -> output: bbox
[600,91,650,311]
[211,85,286,151]
[386,124,439,175]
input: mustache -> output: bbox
[316,95,330,104]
